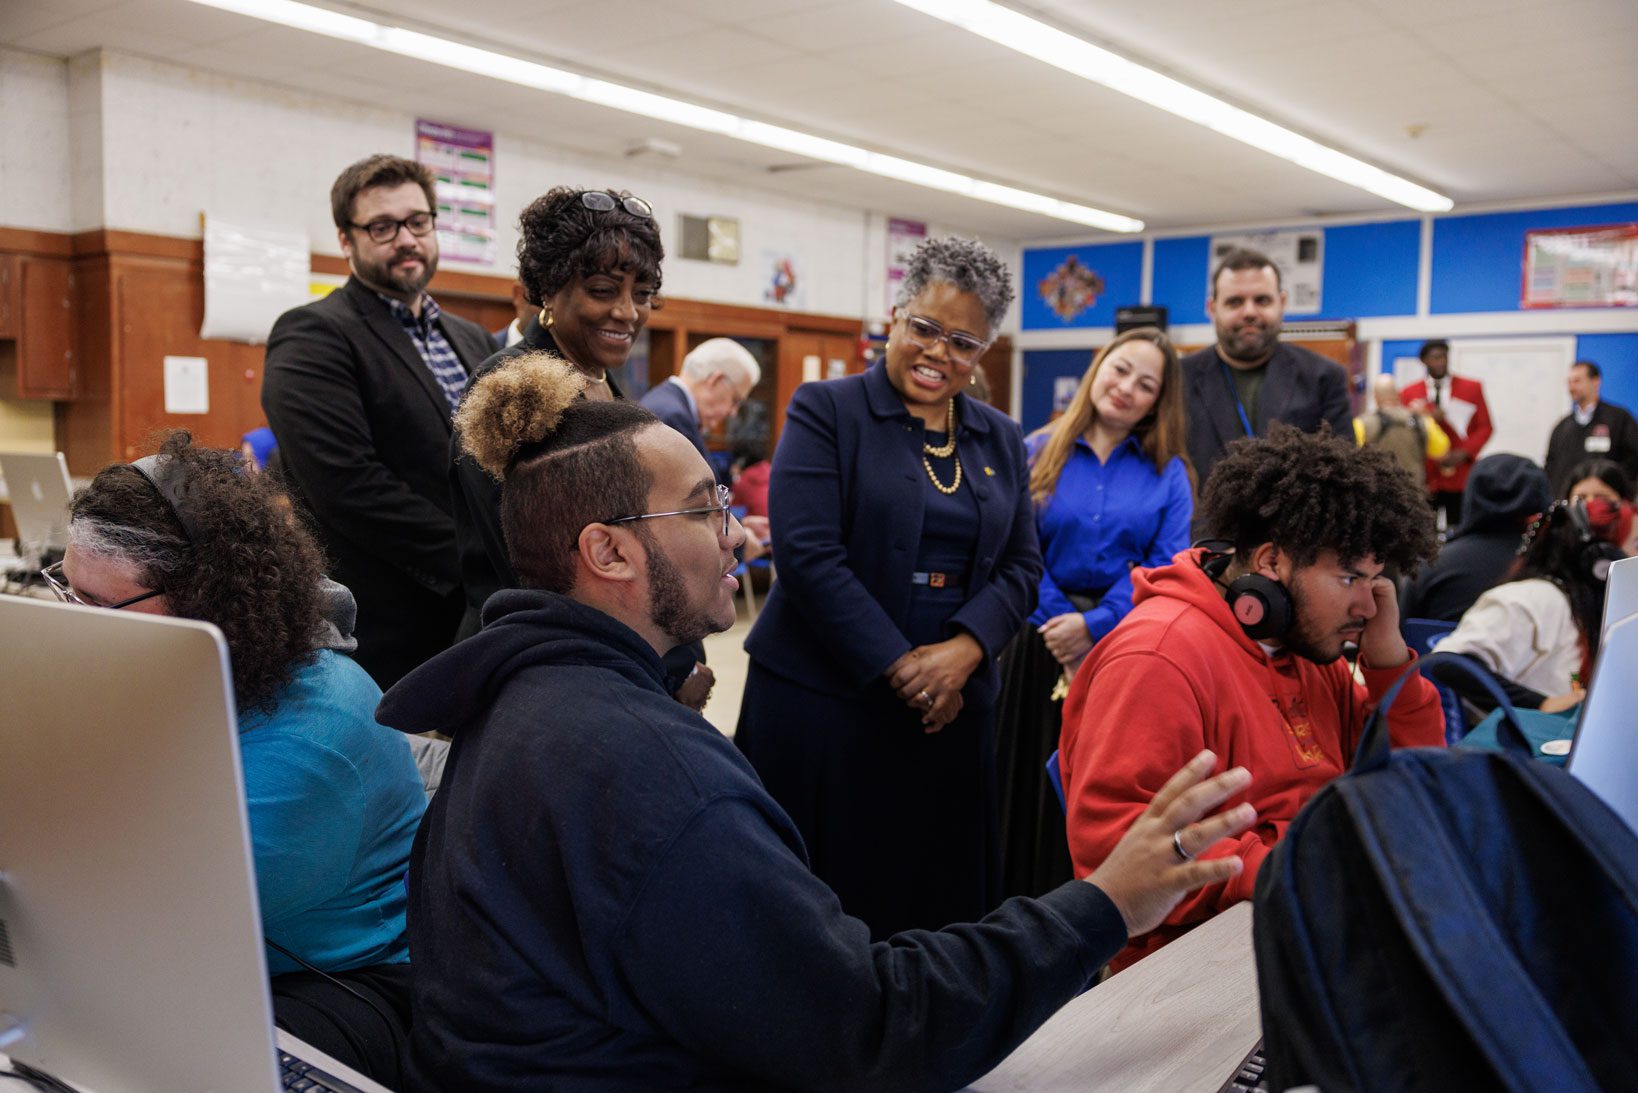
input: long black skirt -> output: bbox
[736,660,999,940]
[994,624,1075,898]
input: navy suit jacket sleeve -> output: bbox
[767,383,916,684]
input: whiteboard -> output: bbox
[1389,336,1574,464]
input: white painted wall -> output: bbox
[3,48,1021,325]
[0,48,74,233]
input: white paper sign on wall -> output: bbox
[163,356,209,415]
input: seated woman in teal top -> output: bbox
[53,430,425,1086]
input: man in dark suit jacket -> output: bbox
[1545,359,1638,497]
[1181,249,1352,494]
[263,154,494,689]
[638,337,760,477]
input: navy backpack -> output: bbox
[1252,652,1638,1091]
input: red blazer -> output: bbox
[1401,374,1492,493]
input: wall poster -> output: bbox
[1522,223,1638,308]
[416,119,496,266]
[885,217,927,315]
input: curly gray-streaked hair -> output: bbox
[893,235,1015,334]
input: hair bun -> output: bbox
[456,351,589,480]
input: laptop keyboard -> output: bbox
[1217,1039,1270,1093]
[279,1049,368,1092]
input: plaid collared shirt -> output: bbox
[381,292,468,413]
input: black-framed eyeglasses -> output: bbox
[580,191,654,219]
[40,560,163,610]
[902,314,989,365]
[350,211,438,244]
[606,484,734,538]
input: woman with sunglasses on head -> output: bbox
[736,236,1041,939]
[451,187,661,629]
[994,328,1195,900]
[446,189,718,702]
[53,431,426,1087]
[1433,494,1635,715]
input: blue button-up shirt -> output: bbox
[382,293,468,413]
[1027,431,1193,635]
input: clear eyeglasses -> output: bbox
[902,314,989,365]
[606,484,735,538]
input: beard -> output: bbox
[355,243,436,298]
[644,537,723,651]
[1218,319,1281,363]
[1281,576,1358,666]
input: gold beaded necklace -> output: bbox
[921,398,962,494]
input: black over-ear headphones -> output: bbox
[1563,499,1624,583]
[1197,540,1295,641]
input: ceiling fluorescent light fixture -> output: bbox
[183,0,1143,231]
[889,0,1453,213]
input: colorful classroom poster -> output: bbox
[1522,223,1638,308]
[416,119,496,266]
[885,217,927,314]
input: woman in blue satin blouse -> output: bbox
[995,327,1194,898]
[735,236,1041,939]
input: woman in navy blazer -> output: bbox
[737,237,1041,938]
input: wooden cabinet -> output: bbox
[0,252,77,400]
[15,256,76,399]
[0,255,15,337]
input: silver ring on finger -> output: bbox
[917,689,933,709]
[1172,828,1195,863]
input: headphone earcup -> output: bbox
[1227,573,1294,641]
[1582,540,1622,583]
[1567,498,1624,582]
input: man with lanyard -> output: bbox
[1180,249,1353,500]
[1545,358,1638,497]
[263,153,495,689]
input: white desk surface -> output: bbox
[1,1030,391,1092]
[966,903,1261,1093]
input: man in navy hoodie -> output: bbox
[379,354,1257,1092]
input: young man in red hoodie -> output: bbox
[1059,424,1445,971]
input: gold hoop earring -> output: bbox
[540,306,554,330]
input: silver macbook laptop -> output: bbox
[1599,555,1638,638]
[0,596,386,1091]
[1566,612,1638,836]
[0,451,74,556]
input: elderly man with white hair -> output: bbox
[639,337,761,470]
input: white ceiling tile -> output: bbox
[3,0,1635,236]
[0,0,122,41]
[500,0,713,62]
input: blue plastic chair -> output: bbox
[1046,749,1066,814]
[1401,617,1467,745]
